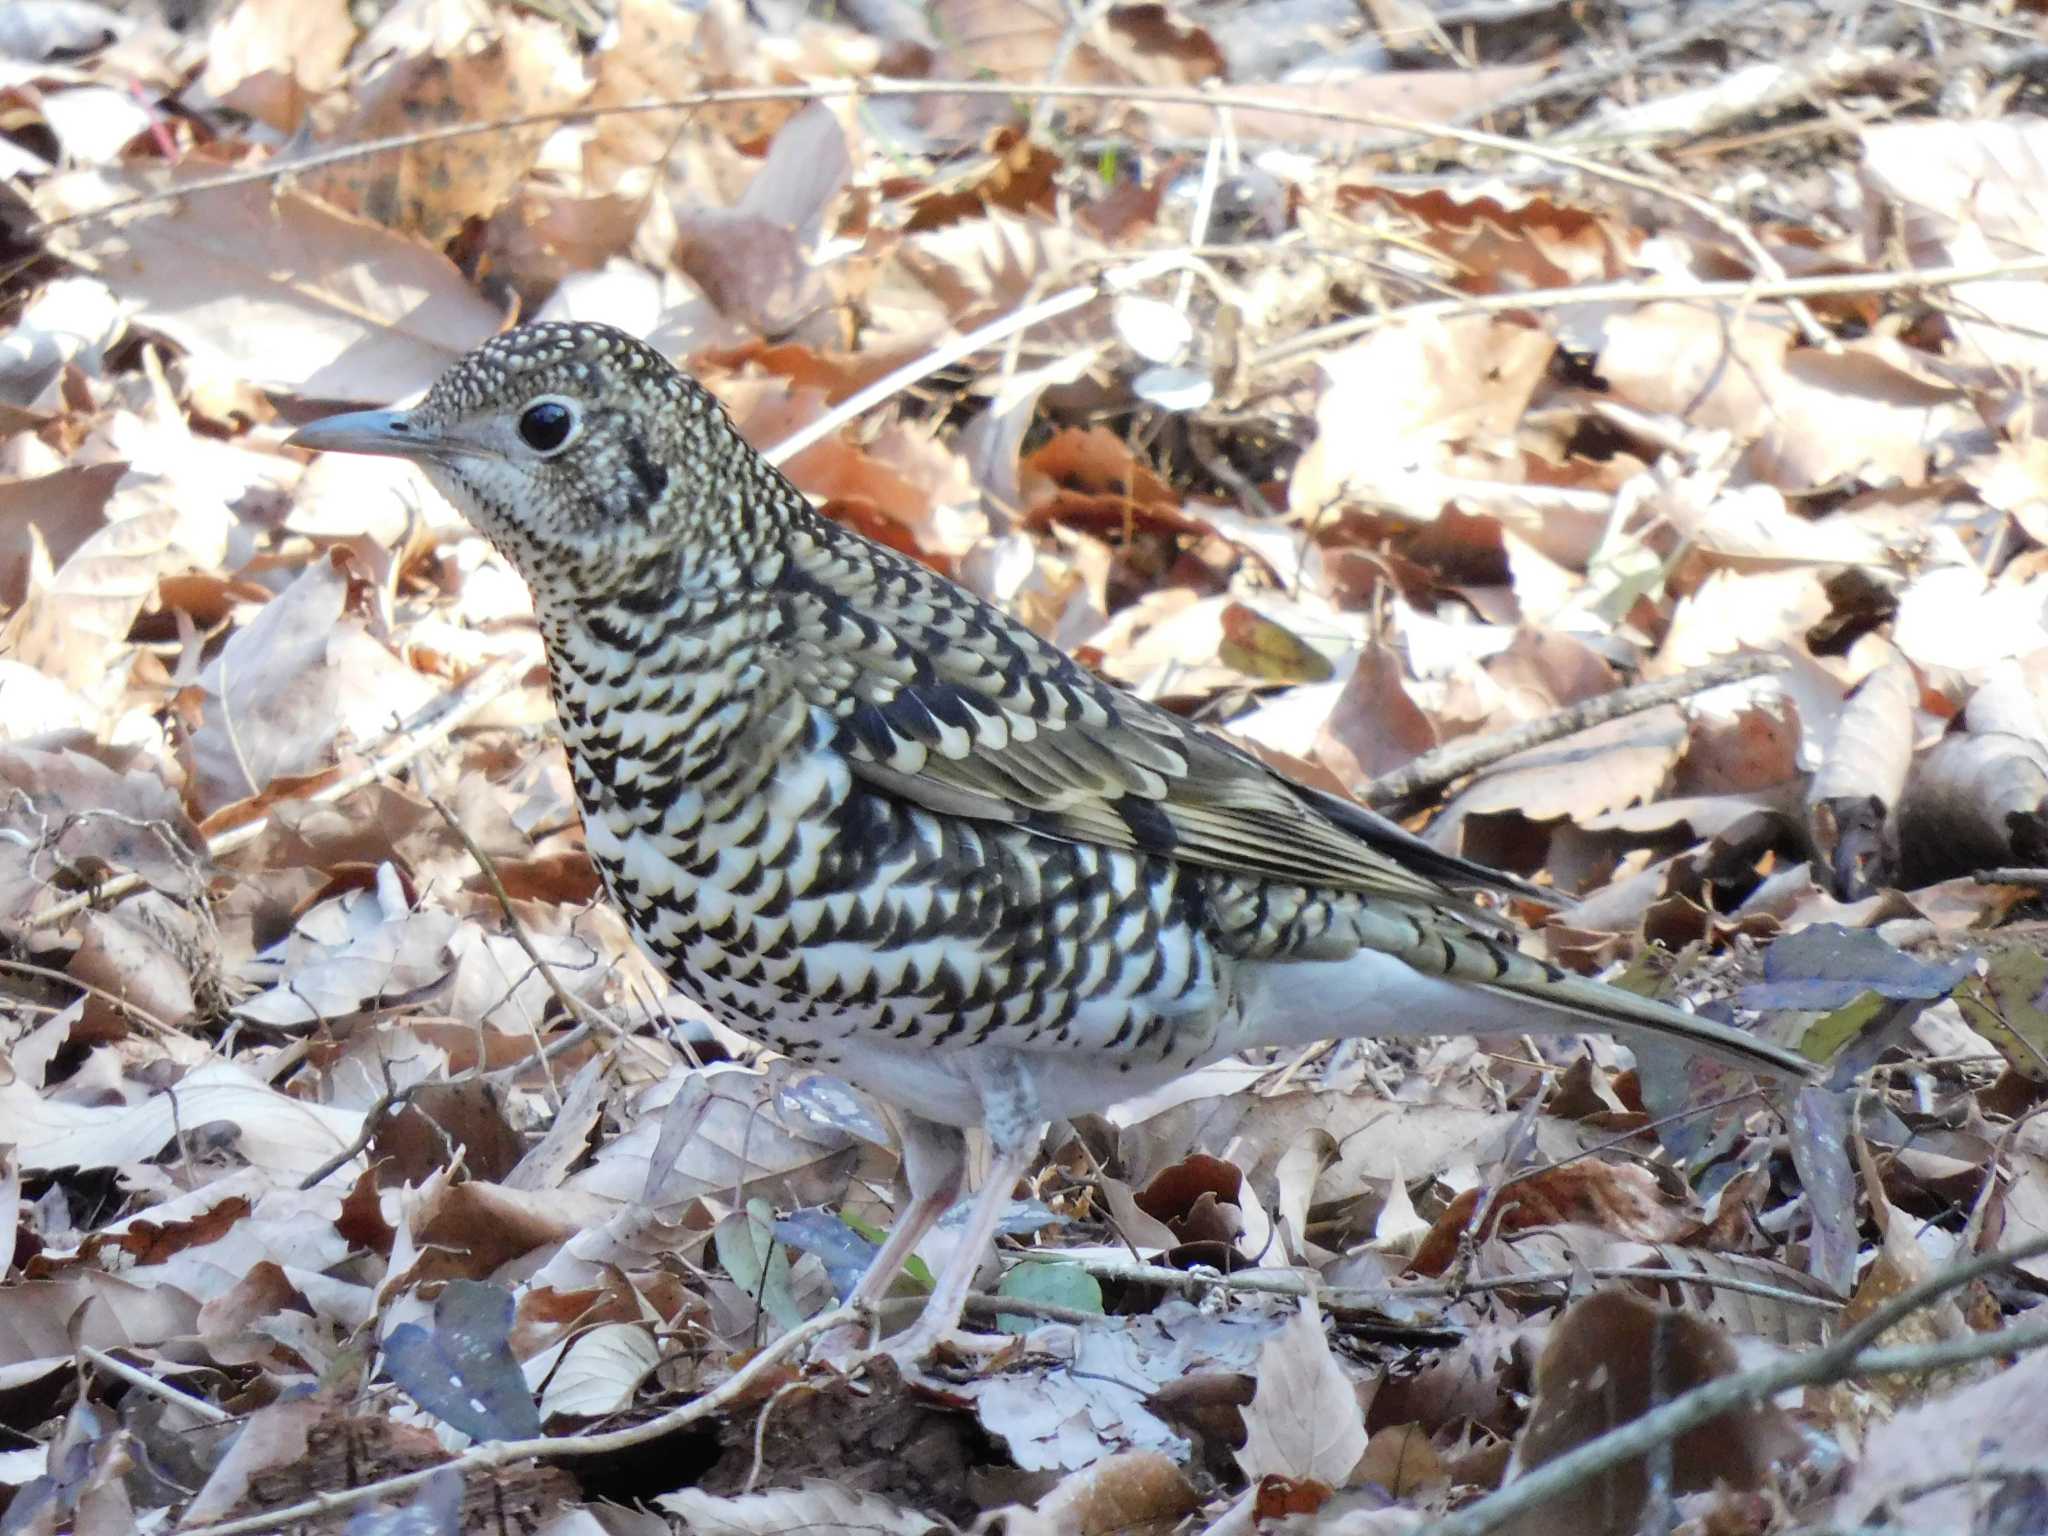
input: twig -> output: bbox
[296,1081,420,1191]
[177,1304,860,1536]
[1891,0,2045,44]
[0,955,179,1036]
[1442,1319,2048,1536]
[81,1346,233,1423]
[1418,0,1783,146]
[1030,0,1119,140]
[762,284,1099,467]
[1424,1234,2048,1536]
[1009,1250,1837,1312]
[958,1291,1107,1328]
[32,77,1843,324]
[1975,867,2048,887]
[1363,653,1789,808]
[1430,0,1568,25]
[28,657,523,933]
[1250,255,2048,371]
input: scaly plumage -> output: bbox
[290,322,1811,1361]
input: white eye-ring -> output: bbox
[516,396,580,455]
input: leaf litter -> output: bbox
[6,0,2048,1531]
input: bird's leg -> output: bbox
[878,1051,1043,1365]
[810,1114,965,1363]
[880,1138,1037,1364]
[847,1114,967,1314]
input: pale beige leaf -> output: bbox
[1291,316,1554,522]
[39,170,500,400]
[4,498,182,692]
[657,1480,942,1535]
[0,1060,362,1177]
[1441,706,1687,825]
[234,874,462,1027]
[1234,1296,1367,1485]
[197,0,354,131]
[538,1323,660,1420]
[1862,119,2048,377]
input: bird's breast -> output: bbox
[545,615,1227,1068]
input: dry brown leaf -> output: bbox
[1342,183,1633,294]
[1898,728,2048,882]
[0,461,125,609]
[1504,1289,1795,1536]
[1138,65,1550,144]
[1836,1348,2048,1531]
[997,1451,1200,1536]
[1291,317,1555,522]
[1601,308,1965,491]
[1810,658,1917,898]
[197,0,355,133]
[581,0,704,193]
[309,10,589,246]
[2,496,183,694]
[1440,706,1688,826]
[672,103,851,338]
[0,746,204,931]
[1318,644,1437,787]
[1409,1162,1696,1277]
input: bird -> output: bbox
[289,321,1812,1363]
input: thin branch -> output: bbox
[1009,1250,1839,1313]
[81,1346,233,1423]
[1424,1233,2048,1536]
[1975,867,2048,887]
[34,76,1843,319]
[762,284,1100,467]
[28,657,523,932]
[177,1304,861,1536]
[1250,254,2048,371]
[1363,653,1790,808]
[0,955,179,1036]
[295,1081,419,1191]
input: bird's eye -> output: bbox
[517,398,577,454]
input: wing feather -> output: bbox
[779,527,1542,907]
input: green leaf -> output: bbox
[714,1201,805,1331]
[1956,948,2048,1080]
[839,1209,931,1289]
[994,1261,1104,1334]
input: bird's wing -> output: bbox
[776,528,1538,909]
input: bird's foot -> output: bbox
[805,1315,878,1370]
[874,1320,1019,1372]
[805,1313,1017,1379]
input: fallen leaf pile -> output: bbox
[5,0,2048,1531]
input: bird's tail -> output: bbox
[1474,969,1815,1081]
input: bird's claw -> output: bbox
[804,1313,1017,1380]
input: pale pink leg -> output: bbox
[880,1049,1044,1364]
[810,1115,966,1364]
[881,1137,1037,1363]
[845,1115,966,1312]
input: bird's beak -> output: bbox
[287,408,475,464]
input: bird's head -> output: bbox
[289,322,789,599]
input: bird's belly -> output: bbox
[579,758,1228,1078]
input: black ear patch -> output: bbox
[605,432,670,521]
